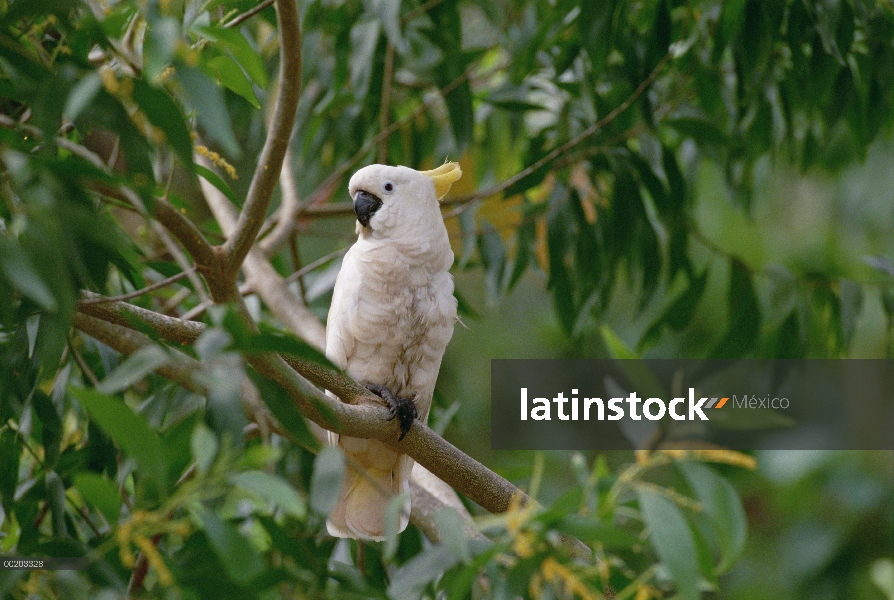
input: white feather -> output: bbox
[325,164,457,540]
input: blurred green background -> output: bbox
[435,143,894,599]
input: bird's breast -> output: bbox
[344,254,456,402]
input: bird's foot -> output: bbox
[365,383,417,441]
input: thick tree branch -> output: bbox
[73,307,478,539]
[76,291,527,515]
[223,0,301,274]
[258,144,303,257]
[72,313,207,396]
[198,156,327,348]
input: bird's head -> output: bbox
[347,162,462,239]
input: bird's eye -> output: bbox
[382,181,395,194]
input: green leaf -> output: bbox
[45,470,68,537]
[177,65,241,158]
[640,270,708,350]
[710,260,760,358]
[230,470,307,520]
[95,344,171,395]
[434,508,472,564]
[32,391,62,470]
[383,492,410,561]
[191,423,219,474]
[194,506,265,587]
[249,374,321,451]
[193,25,268,88]
[555,515,641,549]
[443,78,475,150]
[389,545,463,599]
[74,473,122,524]
[349,19,380,102]
[63,72,103,122]
[367,0,407,53]
[508,213,537,291]
[839,278,863,348]
[309,446,344,516]
[638,487,701,600]
[457,210,477,269]
[678,462,747,573]
[0,429,21,502]
[70,387,167,497]
[0,238,58,311]
[477,218,506,302]
[579,0,620,75]
[131,78,195,170]
[195,163,239,205]
[600,324,638,360]
[143,16,181,80]
[665,117,730,146]
[204,54,260,108]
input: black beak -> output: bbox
[353,190,382,228]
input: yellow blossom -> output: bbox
[540,557,601,600]
[195,144,239,180]
[134,534,174,586]
[512,530,536,558]
[660,448,757,470]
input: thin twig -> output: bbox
[79,270,191,304]
[159,287,193,315]
[224,0,275,28]
[223,0,302,275]
[150,220,214,306]
[287,236,307,303]
[284,246,348,285]
[68,336,100,387]
[258,144,302,256]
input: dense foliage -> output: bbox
[1,0,893,598]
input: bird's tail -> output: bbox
[326,441,411,541]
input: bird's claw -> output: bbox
[366,383,417,441]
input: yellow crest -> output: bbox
[421,162,462,199]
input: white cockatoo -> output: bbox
[325,162,462,540]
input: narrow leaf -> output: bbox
[74,473,122,524]
[204,54,260,108]
[131,78,195,170]
[194,506,265,587]
[96,344,171,394]
[678,461,748,573]
[70,387,167,496]
[0,239,58,311]
[638,488,701,600]
[309,446,344,516]
[195,164,239,205]
[194,25,268,87]
[230,470,307,520]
